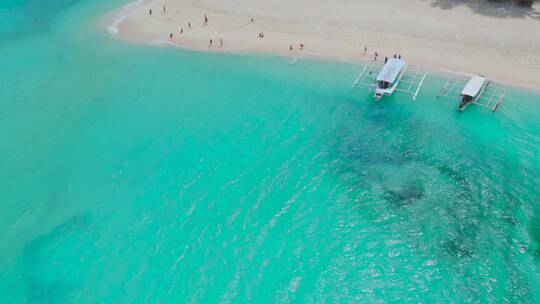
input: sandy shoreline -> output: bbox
[106,0,540,91]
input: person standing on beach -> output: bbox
[180,28,183,34]
[188,22,191,29]
[384,57,388,63]
[204,14,208,25]
[209,38,213,47]
[220,38,223,48]
[374,51,378,61]
[149,9,152,15]
[290,44,293,51]
[170,33,173,38]
[364,46,367,55]
[163,5,166,13]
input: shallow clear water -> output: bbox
[1,0,540,302]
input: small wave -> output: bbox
[123,0,146,9]
[107,0,146,35]
[150,39,179,47]
[440,69,474,79]
[10,209,31,231]
[107,15,126,35]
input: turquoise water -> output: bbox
[1,0,540,302]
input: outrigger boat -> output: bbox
[437,74,507,112]
[352,59,428,101]
[374,59,406,100]
[457,75,489,111]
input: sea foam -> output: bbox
[107,0,145,35]
[107,15,126,34]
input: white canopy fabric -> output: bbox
[376,59,405,83]
[461,76,485,97]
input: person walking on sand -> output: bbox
[290,44,293,51]
[209,38,213,47]
[188,22,191,29]
[398,54,402,59]
[374,51,378,61]
[180,28,183,34]
[220,38,223,48]
[204,14,208,25]
[163,5,166,13]
[170,33,173,38]
[363,45,367,55]
[149,9,152,15]
[384,56,388,63]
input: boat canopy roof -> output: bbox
[376,59,405,83]
[461,75,486,97]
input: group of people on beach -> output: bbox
[365,46,403,63]
[153,8,222,47]
[289,43,305,51]
[155,9,293,52]
[208,38,224,48]
[153,7,410,60]
[148,5,166,15]
[381,54,403,63]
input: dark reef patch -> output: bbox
[530,217,540,261]
[441,237,473,259]
[327,101,419,171]
[24,213,91,259]
[436,164,470,189]
[26,278,79,304]
[383,183,425,207]
[0,0,84,41]
[22,213,91,303]
[435,164,475,202]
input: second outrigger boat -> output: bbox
[458,75,489,111]
[437,74,507,113]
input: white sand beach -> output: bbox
[107,0,540,90]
